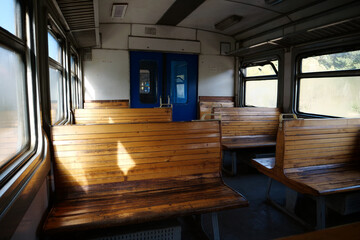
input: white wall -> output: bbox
[83,23,235,100]
[84,49,130,100]
[197,30,235,96]
[198,55,234,96]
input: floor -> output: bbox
[181,163,360,240]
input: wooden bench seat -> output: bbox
[214,107,280,175]
[198,96,234,120]
[277,221,360,240]
[43,121,248,237]
[74,108,172,124]
[84,100,129,109]
[252,118,360,228]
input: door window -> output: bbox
[171,61,188,104]
[139,61,158,104]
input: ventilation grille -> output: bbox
[111,3,128,18]
[91,225,181,240]
[56,0,95,31]
[56,0,96,48]
[145,27,157,35]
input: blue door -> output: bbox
[130,51,198,121]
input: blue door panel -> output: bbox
[166,53,198,121]
[130,51,163,108]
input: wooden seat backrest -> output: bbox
[51,121,221,200]
[275,118,360,171]
[213,107,281,137]
[74,108,172,124]
[199,96,234,120]
[84,100,129,109]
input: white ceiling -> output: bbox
[97,0,359,41]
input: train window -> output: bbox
[302,50,360,73]
[48,29,65,124]
[297,50,360,118]
[48,32,62,63]
[0,45,29,168]
[241,60,278,108]
[0,0,21,37]
[139,61,158,104]
[49,67,64,123]
[70,54,79,109]
[170,61,188,104]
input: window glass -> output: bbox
[0,0,18,36]
[0,45,29,167]
[49,67,63,124]
[302,50,360,73]
[299,77,360,117]
[245,80,277,108]
[139,61,157,104]
[243,61,278,77]
[48,32,62,63]
[242,60,278,107]
[70,55,75,73]
[171,61,187,104]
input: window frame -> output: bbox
[0,1,49,236]
[0,0,36,186]
[240,56,280,108]
[70,49,80,110]
[294,46,360,118]
[47,17,68,125]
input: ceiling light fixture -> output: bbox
[111,3,128,18]
[215,15,242,31]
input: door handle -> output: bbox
[159,95,172,108]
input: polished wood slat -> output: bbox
[222,135,276,149]
[84,100,129,109]
[198,96,235,120]
[55,149,220,164]
[52,129,220,141]
[53,121,216,135]
[56,174,221,199]
[44,121,248,235]
[252,118,360,196]
[277,222,360,240]
[74,108,172,124]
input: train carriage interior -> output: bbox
[1,0,360,239]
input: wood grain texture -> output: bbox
[74,108,172,124]
[84,100,129,109]
[43,121,248,235]
[214,107,280,149]
[277,221,360,240]
[252,118,360,196]
[198,96,235,120]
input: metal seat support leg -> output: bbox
[212,213,220,240]
[266,177,312,229]
[316,196,326,229]
[222,150,237,176]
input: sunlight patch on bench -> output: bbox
[117,141,135,176]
